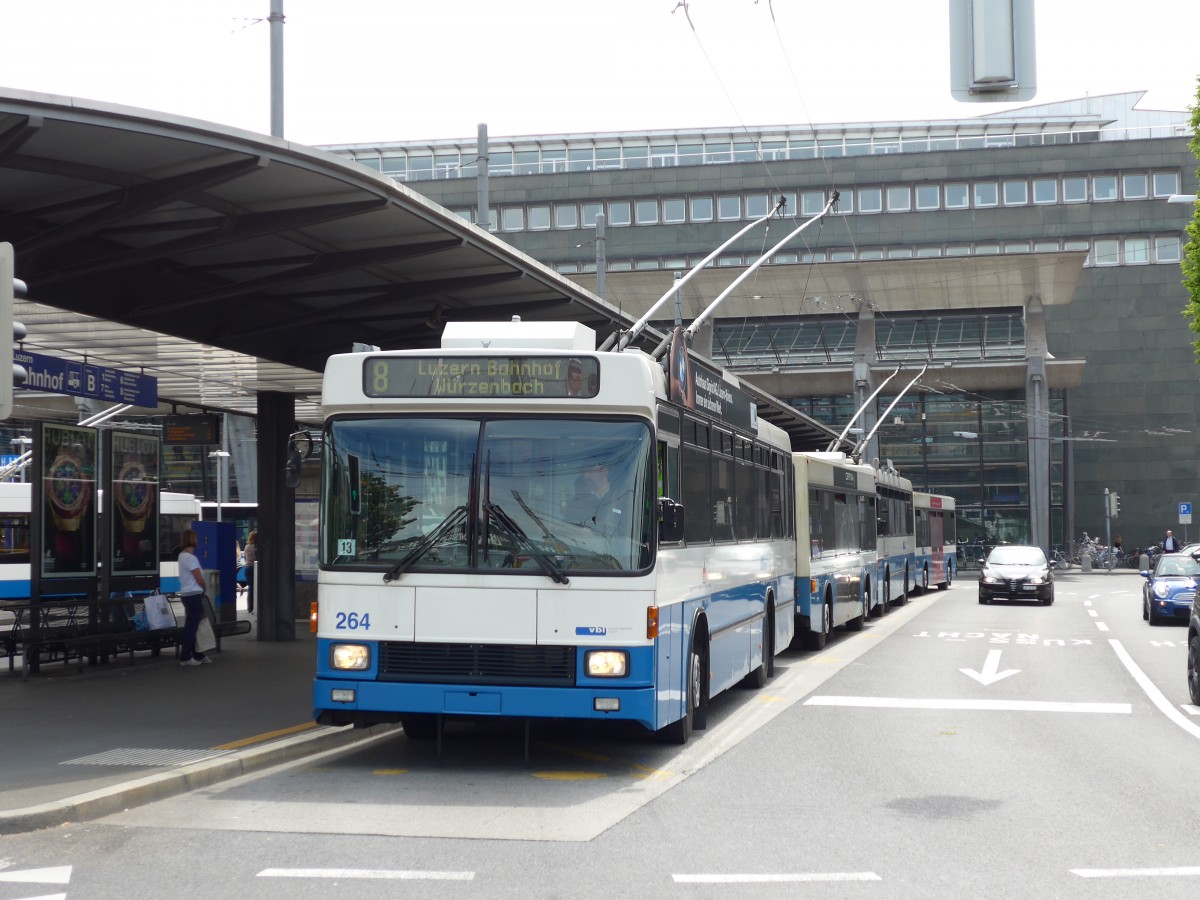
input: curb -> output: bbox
[0,722,401,835]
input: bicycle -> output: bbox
[1049,547,1073,570]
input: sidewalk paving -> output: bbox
[0,608,392,834]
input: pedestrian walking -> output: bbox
[1162,530,1182,553]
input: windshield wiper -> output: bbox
[383,505,467,583]
[485,502,569,584]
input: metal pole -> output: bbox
[1103,487,1111,572]
[269,0,285,138]
[594,213,605,300]
[477,123,489,230]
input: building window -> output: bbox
[690,196,714,222]
[1124,237,1150,264]
[607,201,631,227]
[500,207,524,231]
[704,141,732,163]
[594,147,621,170]
[858,188,883,213]
[975,243,1000,255]
[886,186,911,212]
[830,250,856,261]
[973,182,998,207]
[1092,239,1120,266]
[887,248,914,259]
[945,183,969,209]
[801,191,825,215]
[663,198,686,224]
[801,251,826,263]
[664,257,688,269]
[1122,173,1148,199]
[1092,175,1118,201]
[528,205,551,230]
[514,150,541,175]
[1033,240,1059,252]
[1062,177,1087,203]
[581,203,604,227]
[945,245,971,256]
[915,184,940,210]
[916,247,942,258]
[554,204,578,229]
[1153,171,1180,197]
[1004,242,1030,253]
[717,255,742,266]
[745,194,769,218]
[609,261,633,271]
[859,249,884,260]
[1155,235,1181,262]
[718,195,741,220]
[1063,239,1090,252]
[568,148,593,172]
[623,145,649,169]
[1002,181,1028,206]
[635,260,661,270]
[635,200,658,225]
[1032,178,1057,204]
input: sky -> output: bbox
[0,0,1196,146]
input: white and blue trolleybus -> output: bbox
[311,318,796,743]
[873,464,916,610]
[914,490,957,591]
[792,452,877,649]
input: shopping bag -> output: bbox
[236,565,248,585]
[195,617,217,653]
[144,594,176,630]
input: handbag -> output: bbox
[144,594,176,630]
[195,617,217,653]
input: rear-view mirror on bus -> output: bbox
[659,497,684,543]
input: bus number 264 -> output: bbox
[335,611,372,631]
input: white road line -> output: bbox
[1095,621,1110,632]
[1109,640,1200,741]
[0,866,72,884]
[1072,867,1200,878]
[1087,609,1099,617]
[805,696,1130,713]
[1084,600,1093,607]
[673,873,881,883]
[1184,705,1200,716]
[258,868,474,881]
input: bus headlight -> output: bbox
[585,650,628,678]
[331,643,370,670]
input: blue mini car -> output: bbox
[1141,553,1200,625]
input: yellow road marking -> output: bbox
[632,762,672,780]
[213,722,319,751]
[372,768,408,775]
[532,771,608,781]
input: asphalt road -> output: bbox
[2,571,1199,899]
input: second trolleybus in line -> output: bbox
[309,319,796,744]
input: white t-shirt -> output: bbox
[178,550,203,595]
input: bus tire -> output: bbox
[664,627,707,743]
[400,714,440,740]
[801,595,830,651]
[939,564,953,590]
[846,584,866,632]
[878,577,891,615]
[744,600,770,688]
[922,566,930,593]
[895,567,909,606]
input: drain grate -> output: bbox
[61,747,231,767]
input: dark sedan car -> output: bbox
[978,545,1054,605]
[1141,553,1199,625]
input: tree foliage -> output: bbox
[1183,76,1200,360]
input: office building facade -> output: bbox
[325,92,1197,551]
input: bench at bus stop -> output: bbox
[1,594,251,679]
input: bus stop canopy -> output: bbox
[0,88,838,447]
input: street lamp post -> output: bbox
[208,450,231,521]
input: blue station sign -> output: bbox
[15,349,157,407]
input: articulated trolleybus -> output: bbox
[312,318,795,743]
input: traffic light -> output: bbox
[0,241,28,421]
[1111,492,1120,518]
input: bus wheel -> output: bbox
[664,632,703,744]
[400,714,440,740]
[847,588,866,632]
[922,566,930,593]
[801,597,830,651]
[878,577,891,615]
[895,568,909,606]
[939,565,953,590]
[744,605,770,689]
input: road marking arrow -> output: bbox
[0,866,72,884]
[960,649,1021,685]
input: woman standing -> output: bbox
[243,530,258,615]
[178,528,210,666]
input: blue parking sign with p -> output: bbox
[1181,502,1192,524]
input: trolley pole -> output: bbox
[1103,488,1112,574]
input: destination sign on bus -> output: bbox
[363,356,600,399]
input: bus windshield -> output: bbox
[323,417,654,574]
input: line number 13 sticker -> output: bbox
[337,538,356,556]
